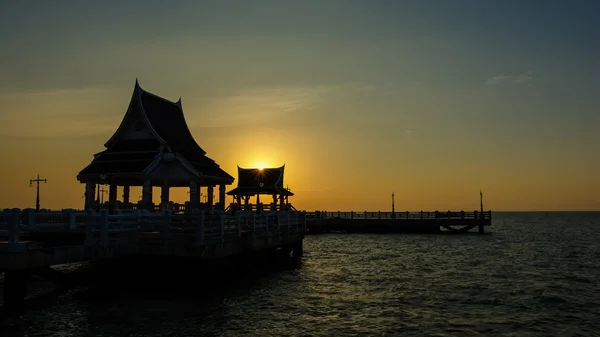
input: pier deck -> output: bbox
[0,208,305,267]
[0,208,306,313]
[305,210,492,234]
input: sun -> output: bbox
[253,162,268,170]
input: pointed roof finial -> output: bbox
[134,78,144,96]
[176,97,182,108]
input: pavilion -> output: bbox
[226,165,294,212]
[77,80,234,213]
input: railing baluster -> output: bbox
[85,209,94,246]
[24,208,36,231]
[164,211,172,234]
[100,209,109,247]
[9,208,21,244]
[67,209,76,230]
[196,211,204,245]
[220,214,225,243]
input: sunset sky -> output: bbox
[1,0,598,211]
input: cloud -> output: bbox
[187,82,380,129]
[484,75,513,85]
[484,72,535,86]
[515,71,534,84]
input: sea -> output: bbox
[1,211,599,336]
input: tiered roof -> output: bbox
[77,80,233,185]
[227,166,293,196]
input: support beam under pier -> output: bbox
[3,269,30,315]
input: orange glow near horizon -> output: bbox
[0,76,598,212]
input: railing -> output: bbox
[0,208,306,248]
[306,210,492,220]
[225,203,296,213]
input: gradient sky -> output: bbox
[1,0,598,211]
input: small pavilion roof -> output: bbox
[226,166,294,196]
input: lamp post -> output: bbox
[391,192,396,219]
[29,174,47,212]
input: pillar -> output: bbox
[142,180,153,211]
[219,184,226,210]
[207,185,214,208]
[161,183,170,211]
[122,185,130,204]
[189,181,200,211]
[108,183,117,214]
[85,181,96,211]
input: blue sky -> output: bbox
[0,0,598,210]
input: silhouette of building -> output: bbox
[77,80,234,213]
[227,166,294,212]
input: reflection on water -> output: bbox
[2,212,600,336]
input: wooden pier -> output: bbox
[0,208,306,313]
[305,210,492,234]
[0,81,493,317]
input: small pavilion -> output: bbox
[226,165,294,212]
[77,80,234,213]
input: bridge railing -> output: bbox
[305,210,492,220]
[0,208,307,249]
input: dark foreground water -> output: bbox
[2,212,600,336]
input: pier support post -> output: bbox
[108,184,117,214]
[189,181,200,211]
[142,180,153,211]
[85,182,96,211]
[122,185,130,204]
[160,183,170,212]
[478,211,485,234]
[207,185,214,209]
[219,184,226,210]
[291,241,303,262]
[3,269,30,315]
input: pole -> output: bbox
[29,174,47,212]
[391,193,396,219]
[480,190,484,214]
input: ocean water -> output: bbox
[2,212,600,336]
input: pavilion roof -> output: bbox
[77,80,234,184]
[226,166,294,196]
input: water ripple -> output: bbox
[1,212,599,336]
